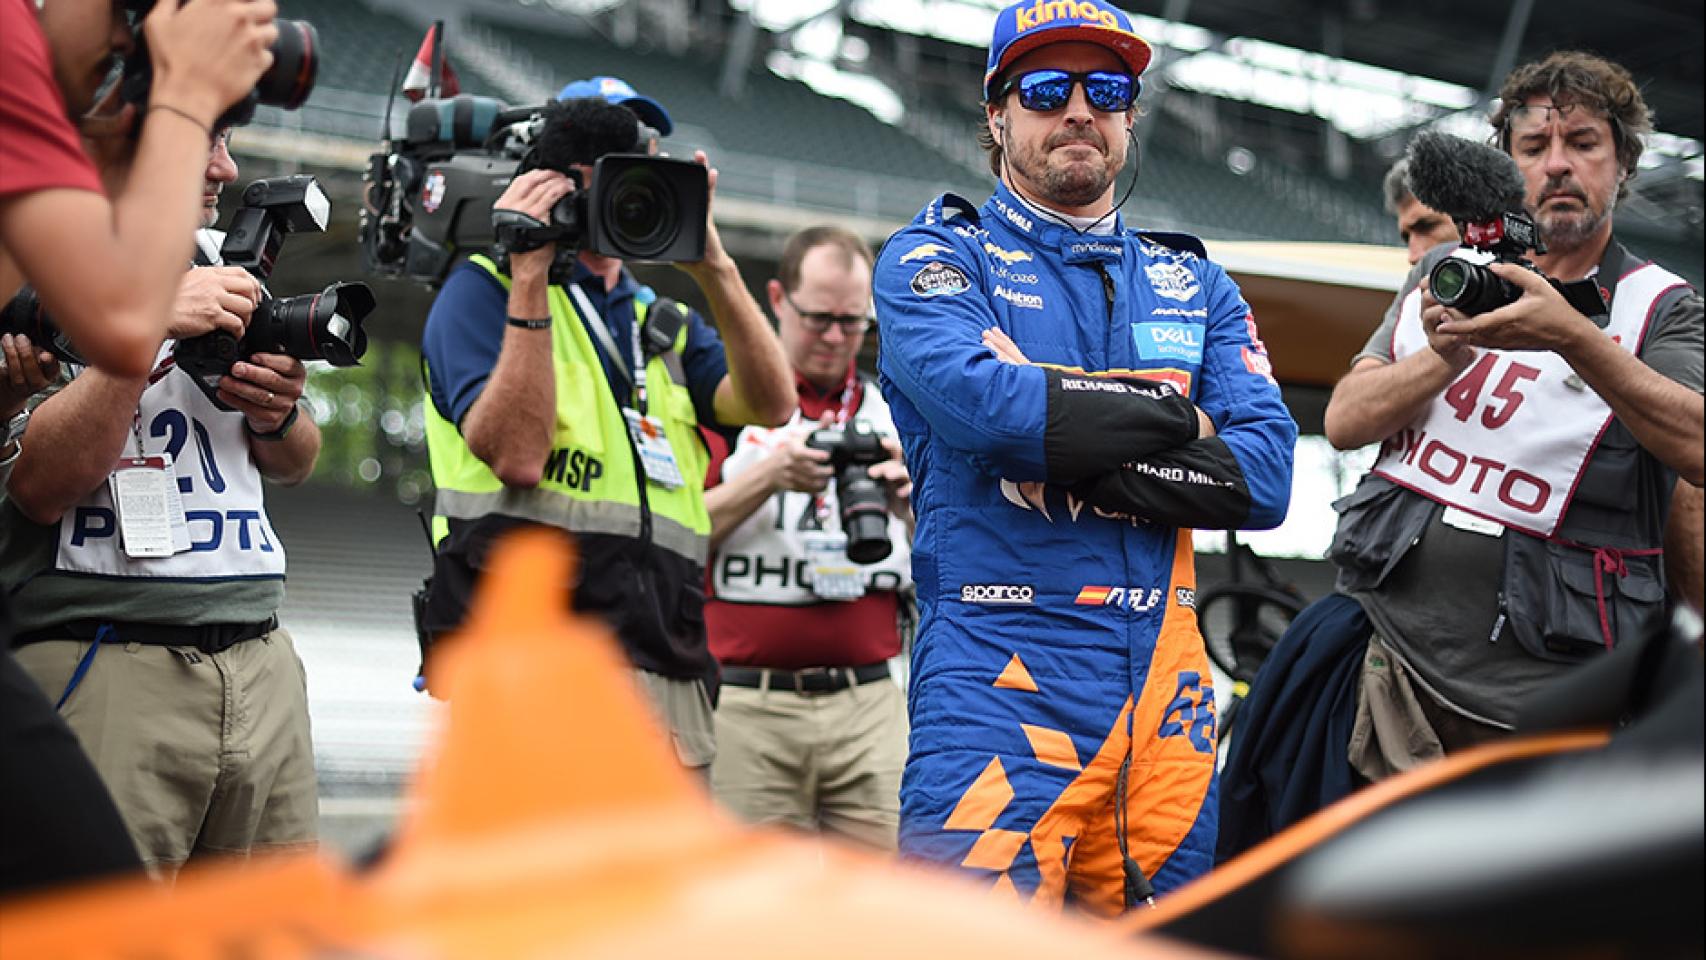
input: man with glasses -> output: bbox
[701,225,913,850]
[872,0,1296,911]
[1319,51,1702,780]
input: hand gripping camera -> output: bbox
[120,0,318,132]
[804,425,893,564]
[1406,132,1608,319]
[170,175,372,410]
[0,175,372,390]
[360,94,709,288]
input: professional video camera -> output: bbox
[360,94,709,288]
[2,175,373,406]
[804,425,893,564]
[119,0,319,132]
[1406,132,1607,318]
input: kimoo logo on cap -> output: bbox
[984,0,1153,100]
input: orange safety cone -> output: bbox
[0,530,1220,959]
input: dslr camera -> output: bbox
[2,175,373,407]
[804,425,894,564]
[360,94,709,287]
[120,0,318,132]
[1429,212,1607,319]
[176,175,372,410]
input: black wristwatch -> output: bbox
[246,402,300,441]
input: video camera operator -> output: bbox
[1,128,323,880]
[418,79,792,772]
[0,0,278,377]
[700,225,913,850]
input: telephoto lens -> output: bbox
[247,282,374,367]
[835,464,894,564]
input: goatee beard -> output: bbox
[1537,206,1606,254]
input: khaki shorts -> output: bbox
[709,670,906,851]
[14,627,318,876]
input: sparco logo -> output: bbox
[1175,586,1196,609]
[961,583,1034,605]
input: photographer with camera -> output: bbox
[0,128,323,880]
[418,82,792,772]
[1217,52,1703,861]
[699,225,913,851]
[0,0,278,377]
[1326,50,1701,765]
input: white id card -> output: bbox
[623,408,684,488]
[803,531,866,601]
[109,455,186,558]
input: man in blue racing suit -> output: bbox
[873,0,1296,914]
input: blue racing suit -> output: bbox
[874,183,1296,913]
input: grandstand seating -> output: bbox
[470,18,985,199]
[285,0,500,101]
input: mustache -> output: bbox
[1539,176,1585,201]
[1046,129,1107,151]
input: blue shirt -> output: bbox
[423,259,732,428]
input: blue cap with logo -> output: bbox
[984,0,1153,100]
[556,76,674,137]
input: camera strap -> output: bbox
[567,283,636,401]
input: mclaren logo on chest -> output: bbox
[1145,261,1201,302]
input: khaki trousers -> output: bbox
[710,672,906,851]
[14,628,318,877]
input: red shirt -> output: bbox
[702,368,903,669]
[0,0,104,199]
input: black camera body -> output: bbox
[0,286,82,366]
[2,175,373,389]
[1429,213,1607,319]
[804,425,893,565]
[173,175,371,409]
[360,95,709,288]
[120,1,318,132]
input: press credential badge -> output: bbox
[109,454,191,558]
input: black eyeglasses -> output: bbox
[999,69,1139,113]
[783,291,871,334]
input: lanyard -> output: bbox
[128,354,178,457]
[567,283,649,415]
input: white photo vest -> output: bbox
[711,381,912,604]
[55,341,287,581]
[1373,255,1684,537]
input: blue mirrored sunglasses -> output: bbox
[1000,69,1138,113]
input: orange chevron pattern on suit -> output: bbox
[926,536,1220,916]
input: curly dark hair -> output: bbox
[1489,51,1653,203]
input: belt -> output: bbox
[720,662,891,695]
[11,616,277,656]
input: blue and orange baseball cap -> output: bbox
[984,0,1153,101]
[556,76,674,136]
